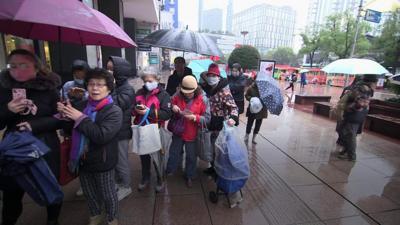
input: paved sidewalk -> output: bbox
[2,82,399,225]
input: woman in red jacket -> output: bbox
[166,76,208,187]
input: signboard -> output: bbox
[364,9,382,23]
[258,60,276,77]
[149,53,159,65]
[136,28,152,51]
[164,0,179,28]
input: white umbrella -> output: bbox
[322,58,389,75]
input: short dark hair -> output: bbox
[174,57,186,64]
[8,49,49,74]
[85,68,115,91]
[232,63,241,70]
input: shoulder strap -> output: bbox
[138,109,150,126]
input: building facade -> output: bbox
[202,8,223,32]
[307,0,359,31]
[226,0,233,33]
[232,4,296,54]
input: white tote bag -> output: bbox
[131,110,162,155]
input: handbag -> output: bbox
[131,109,162,155]
[167,100,193,136]
[196,120,213,162]
[59,138,77,186]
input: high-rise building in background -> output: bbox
[307,0,359,31]
[198,0,203,31]
[226,0,233,33]
[201,8,223,32]
[232,4,296,54]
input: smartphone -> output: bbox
[12,88,26,100]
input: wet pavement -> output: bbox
[2,81,400,225]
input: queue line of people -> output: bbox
[0,49,265,225]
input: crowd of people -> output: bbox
[0,48,379,225]
[0,50,266,225]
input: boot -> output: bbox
[107,219,119,225]
[244,133,249,142]
[252,134,258,144]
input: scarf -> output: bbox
[69,95,114,173]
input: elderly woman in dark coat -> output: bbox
[57,68,122,225]
[0,49,62,225]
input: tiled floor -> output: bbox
[1,83,400,225]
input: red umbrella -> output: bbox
[0,0,136,48]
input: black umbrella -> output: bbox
[141,29,224,57]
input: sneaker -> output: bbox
[155,181,165,193]
[337,154,348,159]
[186,178,193,188]
[229,192,243,208]
[348,155,357,162]
[117,186,132,201]
[76,187,83,196]
[107,219,118,225]
[138,180,149,191]
[338,150,347,156]
[88,215,104,225]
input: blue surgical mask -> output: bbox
[145,81,158,91]
[207,77,219,86]
[74,78,84,85]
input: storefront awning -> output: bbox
[123,0,159,23]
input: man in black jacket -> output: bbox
[107,56,136,201]
[166,57,193,96]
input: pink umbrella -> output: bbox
[0,0,136,48]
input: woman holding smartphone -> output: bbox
[0,49,63,225]
[132,67,172,192]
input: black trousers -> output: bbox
[285,83,294,91]
[1,177,62,225]
[246,115,263,134]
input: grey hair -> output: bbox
[139,66,161,80]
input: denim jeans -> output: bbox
[166,135,197,179]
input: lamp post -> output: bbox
[350,0,364,57]
[241,31,249,45]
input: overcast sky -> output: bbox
[179,0,310,51]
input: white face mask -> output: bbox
[145,81,158,91]
[74,78,84,85]
[207,77,219,86]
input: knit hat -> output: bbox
[207,63,221,77]
[181,75,198,94]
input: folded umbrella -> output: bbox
[255,71,284,115]
[0,131,63,206]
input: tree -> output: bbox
[320,12,371,59]
[299,28,322,68]
[372,9,400,74]
[264,47,296,65]
[228,45,261,70]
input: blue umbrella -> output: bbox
[0,131,64,206]
[255,71,284,115]
[188,59,227,81]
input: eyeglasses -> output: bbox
[7,63,33,70]
[87,83,107,88]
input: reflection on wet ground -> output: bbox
[3,81,400,225]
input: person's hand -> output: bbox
[16,122,32,132]
[57,101,66,113]
[184,114,196,122]
[7,98,28,114]
[227,119,235,127]
[135,105,148,115]
[172,105,181,113]
[62,104,84,121]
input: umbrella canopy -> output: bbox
[322,58,389,75]
[255,71,284,115]
[188,59,227,80]
[0,0,136,47]
[364,0,400,12]
[141,29,223,57]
